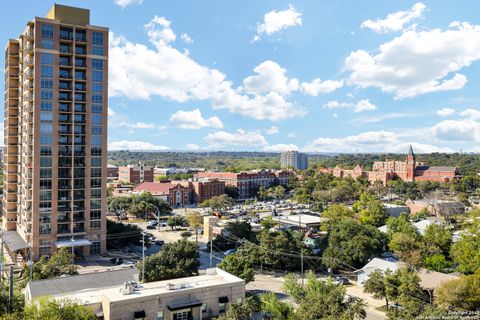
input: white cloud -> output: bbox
[437,108,455,117]
[322,99,377,113]
[109,19,306,121]
[109,140,169,151]
[108,108,157,130]
[263,144,299,152]
[354,99,377,112]
[265,126,279,135]
[305,130,451,153]
[243,60,299,96]
[355,112,412,124]
[108,107,116,117]
[460,108,480,120]
[431,119,480,142]
[253,4,302,42]
[114,0,144,8]
[169,109,223,130]
[345,22,480,99]
[287,132,297,138]
[145,16,176,47]
[204,129,267,147]
[361,3,427,33]
[185,143,201,151]
[301,78,344,96]
[180,33,193,44]
[384,142,452,153]
[129,122,156,129]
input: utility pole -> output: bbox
[71,235,75,266]
[141,232,145,283]
[301,249,304,286]
[157,209,161,232]
[0,231,4,288]
[209,236,213,268]
[9,266,13,313]
[28,242,33,281]
[299,214,304,286]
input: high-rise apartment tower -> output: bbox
[3,4,108,260]
[280,151,308,170]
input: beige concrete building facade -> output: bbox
[2,4,108,261]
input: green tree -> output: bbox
[423,223,452,256]
[29,247,77,280]
[217,253,255,283]
[436,273,480,311]
[385,214,419,240]
[259,292,294,320]
[282,272,366,320]
[215,296,259,320]
[323,219,386,270]
[352,193,387,227]
[363,269,390,308]
[141,239,199,282]
[224,185,239,199]
[107,220,147,249]
[167,216,186,231]
[213,221,255,251]
[450,221,480,274]
[321,204,354,223]
[423,253,450,272]
[387,268,428,320]
[107,196,132,214]
[259,216,278,230]
[186,211,203,243]
[201,194,235,210]
[389,232,423,268]
[23,298,96,320]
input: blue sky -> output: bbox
[3,1,480,153]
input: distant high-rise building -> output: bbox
[3,4,108,260]
[280,151,308,170]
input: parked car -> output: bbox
[333,276,349,285]
[110,258,123,265]
[146,221,157,229]
[224,249,236,256]
[155,240,165,246]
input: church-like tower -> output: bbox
[405,145,416,181]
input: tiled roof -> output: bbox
[416,166,457,172]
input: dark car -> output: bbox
[110,258,123,265]
[333,276,349,285]
[155,240,165,246]
[146,224,157,229]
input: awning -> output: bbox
[134,310,146,319]
[219,296,229,304]
[167,298,203,311]
[56,239,92,248]
[2,231,28,252]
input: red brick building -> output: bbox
[118,162,154,184]
[320,146,458,185]
[133,182,190,207]
[196,170,290,199]
[107,165,119,180]
[173,178,225,204]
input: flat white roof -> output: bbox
[276,214,325,226]
[53,268,244,305]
